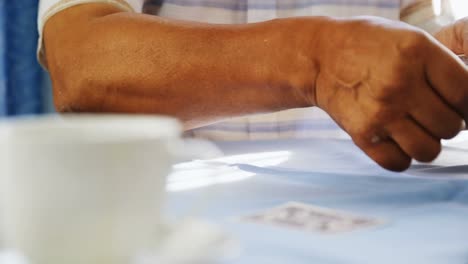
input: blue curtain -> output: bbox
[0,0,52,117]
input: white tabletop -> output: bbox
[166,132,468,264]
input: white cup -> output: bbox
[0,114,215,264]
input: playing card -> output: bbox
[241,202,385,234]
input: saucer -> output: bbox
[0,219,238,264]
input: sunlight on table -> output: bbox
[167,151,292,192]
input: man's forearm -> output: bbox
[44,4,468,171]
[44,4,325,129]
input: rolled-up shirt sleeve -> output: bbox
[37,0,144,68]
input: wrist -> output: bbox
[264,17,333,107]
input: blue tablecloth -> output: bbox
[166,133,468,264]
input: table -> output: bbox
[165,132,468,264]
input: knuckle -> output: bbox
[397,31,429,58]
[353,134,412,172]
[370,108,387,123]
[352,124,379,146]
[369,104,401,123]
[374,71,411,101]
[379,82,405,99]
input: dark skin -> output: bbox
[43,3,468,171]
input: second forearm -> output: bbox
[434,17,467,55]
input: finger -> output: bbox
[409,82,464,139]
[387,117,441,163]
[425,43,468,120]
[354,135,411,172]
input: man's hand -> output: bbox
[435,17,468,56]
[311,17,468,171]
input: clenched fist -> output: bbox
[312,17,468,171]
